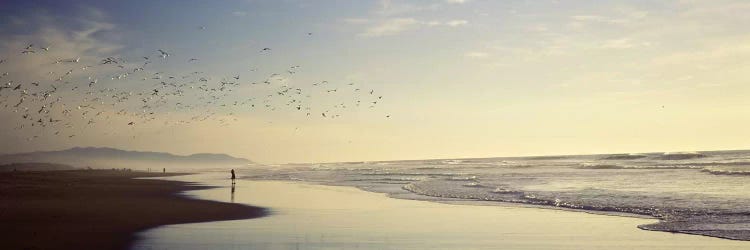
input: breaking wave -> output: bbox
[657,152,706,160]
[701,168,750,176]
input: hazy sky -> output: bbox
[1,0,749,163]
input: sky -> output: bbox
[0,0,749,163]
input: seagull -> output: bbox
[101,57,118,64]
[64,57,81,63]
[261,48,271,52]
[157,49,170,58]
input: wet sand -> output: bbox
[134,173,750,249]
[0,170,266,250]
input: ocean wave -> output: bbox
[506,164,537,168]
[363,172,465,176]
[490,187,519,194]
[402,182,665,216]
[340,161,366,165]
[577,163,703,170]
[412,166,449,170]
[673,161,750,167]
[524,156,573,160]
[345,167,376,171]
[639,214,750,241]
[348,177,424,182]
[657,152,706,160]
[442,160,465,165]
[700,168,750,176]
[600,154,649,160]
[462,182,490,188]
[447,176,477,181]
[577,163,625,169]
[401,182,500,201]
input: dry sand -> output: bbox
[0,170,266,250]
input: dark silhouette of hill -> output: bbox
[0,147,252,170]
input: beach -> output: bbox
[134,173,750,249]
[3,169,749,249]
[0,170,266,250]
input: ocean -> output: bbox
[240,150,750,241]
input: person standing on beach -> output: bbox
[231,169,236,184]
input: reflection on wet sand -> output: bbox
[133,173,750,250]
[230,182,235,203]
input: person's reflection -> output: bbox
[230,183,236,203]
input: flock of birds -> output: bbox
[0,38,388,141]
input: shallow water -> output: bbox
[240,150,750,240]
[133,173,750,249]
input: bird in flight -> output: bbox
[158,49,170,58]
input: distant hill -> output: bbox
[0,147,252,170]
[0,162,76,172]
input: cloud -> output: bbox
[360,18,420,37]
[568,9,648,28]
[342,18,370,24]
[375,0,423,17]
[232,11,247,17]
[354,18,469,37]
[465,52,489,58]
[445,20,468,27]
[0,8,124,81]
[347,0,470,37]
[600,38,650,49]
[570,15,606,22]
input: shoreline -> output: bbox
[288,180,750,242]
[0,170,267,250]
[134,177,750,249]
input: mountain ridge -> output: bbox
[0,147,252,170]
